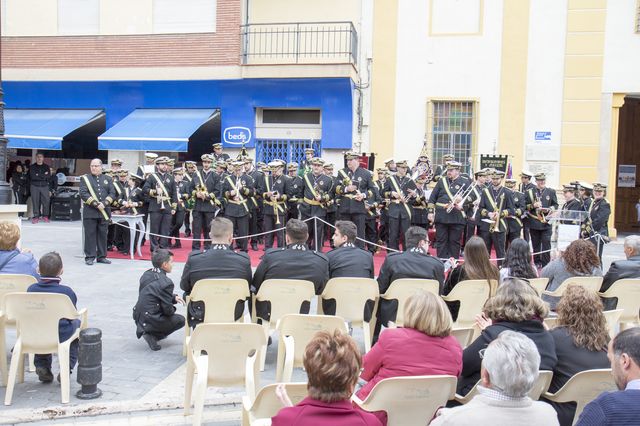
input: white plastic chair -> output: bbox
[455,370,553,404]
[276,314,349,382]
[381,279,440,327]
[4,292,87,405]
[241,382,308,426]
[0,310,6,386]
[451,327,474,349]
[602,309,624,338]
[528,277,549,296]
[543,369,616,425]
[542,276,603,298]
[184,323,266,426]
[441,280,491,328]
[251,279,315,371]
[0,274,39,374]
[598,279,640,329]
[352,375,457,426]
[182,279,250,356]
[319,277,379,352]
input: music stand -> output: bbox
[546,210,589,251]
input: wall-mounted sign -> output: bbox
[223,126,252,145]
[535,131,552,142]
[618,164,636,188]
[480,154,509,172]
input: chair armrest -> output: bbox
[351,393,366,408]
[245,350,258,404]
[597,291,614,299]
[541,290,558,298]
[241,394,253,413]
[77,308,88,329]
[441,295,458,303]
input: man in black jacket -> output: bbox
[600,235,640,309]
[252,219,329,320]
[133,250,185,351]
[374,226,445,341]
[180,217,252,326]
[326,220,374,279]
[29,152,52,223]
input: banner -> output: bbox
[618,165,636,188]
[479,154,509,172]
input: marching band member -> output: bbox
[463,168,488,244]
[299,158,333,251]
[519,170,535,242]
[169,167,190,249]
[221,160,255,252]
[323,163,339,249]
[586,183,611,261]
[478,170,514,266]
[375,167,390,247]
[287,162,303,222]
[189,154,221,251]
[428,161,469,259]
[411,176,430,231]
[504,178,526,249]
[299,148,315,177]
[142,157,177,252]
[259,160,291,250]
[335,152,378,249]
[383,160,417,251]
[183,160,197,238]
[432,153,455,183]
[525,173,558,268]
[212,142,230,162]
[246,157,264,251]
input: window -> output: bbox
[255,140,321,165]
[58,0,99,35]
[429,101,475,174]
[153,0,216,34]
[262,109,321,125]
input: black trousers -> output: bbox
[107,224,116,248]
[378,215,389,245]
[228,215,249,251]
[171,210,186,245]
[365,216,378,252]
[149,211,172,251]
[530,227,552,267]
[191,210,215,250]
[31,185,50,217]
[522,221,531,242]
[325,211,337,246]
[388,216,410,251]
[465,222,477,243]
[435,223,464,259]
[263,214,285,248]
[249,208,259,247]
[183,210,192,234]
[480,230,506,267]
[339,212,366,249]
[506,223,522,249]
[301,212,326,251]
[146,314,185,340]
[83,216,109,261]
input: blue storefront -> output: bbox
[4,77,354,164]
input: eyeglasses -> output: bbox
[479,348,486,359]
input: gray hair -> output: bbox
[482,331,540,398]
[624,235,640,255]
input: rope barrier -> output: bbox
[112,215,560,262]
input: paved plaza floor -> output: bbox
[0,220,627,425]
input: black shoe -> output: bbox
[184,230,191,237]
[143,333,161,351]
[85,259,95,265]
[56,370,72,383]
[172,242,182,249]
[97,258,112,264]
[36,367,54,383]
[251,242,258,251]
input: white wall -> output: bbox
[248,0,361,24]
[522,0,567,188]
[392,0,504,162]
[603,0,640,93]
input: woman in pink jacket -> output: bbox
[358,290,463,424]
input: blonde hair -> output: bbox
[403,290,453,337]
[483,278,548,322]
[0,221,20,250]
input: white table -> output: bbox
[112,214,146,260]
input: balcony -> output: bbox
[240,22,358,67]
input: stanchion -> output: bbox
[76,328,103,399]
[314,216,319,252]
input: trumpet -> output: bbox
[489,194,505,233]
[271,190,281,225]
[156,184,166,209]
[533,195,548,223]
[446,185,466,213]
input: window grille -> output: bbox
[255,139,321,165]
[429,101,475,174]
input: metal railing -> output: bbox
[240,22,357,66]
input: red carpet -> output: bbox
[107,233,441,276]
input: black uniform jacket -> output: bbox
[589,198,611,236]
[428,176,469,225]
[179,244,252,326]
[79,173,116,219]
[525,186,558,230]
[478,185,515,233]
[189,168,221,212]
[258,173,292,216]
[326,243,374,279]
[383,174,417,220]
[299,172,333,218]
[335,167,377,215]
[143,172,177,212]
[221,174,255,217]
[376,248,445,325]
[132,269,179,338]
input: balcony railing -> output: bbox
[240,21,358,66]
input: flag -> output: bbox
[506,159,513,179]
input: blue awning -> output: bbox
[5,109,104,150]
[98,109,218,152]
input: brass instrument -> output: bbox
[489,193,505,233]
[313,181,329,208]
[446,185,466,213]
[271,190,281,225]
[534,194,548,223]
[156,183,166,209]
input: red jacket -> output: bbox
[272,397,382,426]
[357,327,463,400]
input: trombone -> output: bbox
[489,194,505,233]
[446,185,467,213]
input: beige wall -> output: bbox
[100,0,153,35]
[248,0,360,24]
[4,0,57,36]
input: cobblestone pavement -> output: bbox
[0,220,627,424]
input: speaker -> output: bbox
[51,194,81,221]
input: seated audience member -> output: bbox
[375,226,444,341]
[272,330,382,426]
[0,220,40,279]
[27,252,79,383]
[358,291,462,424]
[542,285,610,426]
[576,327,640,426]
[252,219,329,319]
[500,238,538,282]
[133,249,185,351]
[458,278,556,395]
[432,331,560,425]
[326,220,374,279]
[541,239,602,310]
[180,217,252,326]
[443,236,499,320]
[599,235,640,310]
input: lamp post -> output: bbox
[0,17,11,204]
